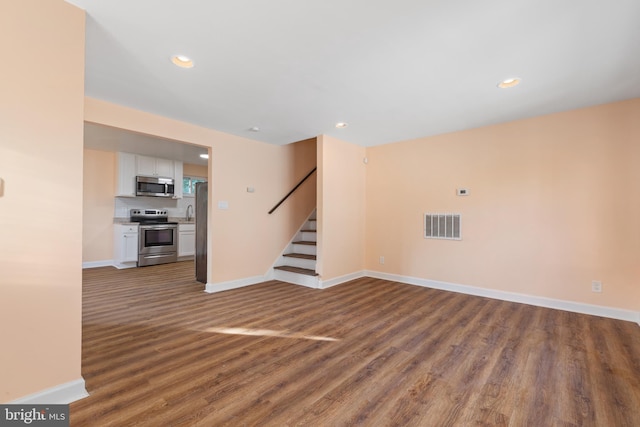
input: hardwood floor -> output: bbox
[72,261,640,426]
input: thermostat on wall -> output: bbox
[456,188,469,196]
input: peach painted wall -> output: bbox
[0,0,85,402]
[84,98,317,284]
[184,163,208,178]
[317,135,366,281]
[83,149,116,263]
[366,99,640,312]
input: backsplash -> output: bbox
[115,196,196,219]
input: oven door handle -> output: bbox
[141,254,175,259]
[141,227,175,231]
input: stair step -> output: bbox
[274,266,318,276]
[293,240,316,246]
[308,219,317,222]
[300,229,317,233]
[283,253,316,260]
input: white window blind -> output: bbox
[424,213,461,240]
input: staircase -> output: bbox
[273,211,319,288]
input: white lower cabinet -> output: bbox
[178,224,195,258]
[114,224,139,268]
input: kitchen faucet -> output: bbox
[186,204,193,221]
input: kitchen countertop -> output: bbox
[170,217,196,225]
[113,218,138,225]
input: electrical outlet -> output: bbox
[379,256,385,265]
[591,280,602,293]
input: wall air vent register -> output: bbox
[424,213,461,240]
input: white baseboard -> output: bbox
[205,275,267,294]
[113,262,137,270]
[82,260,113,269]
[10,378,89,404]
[319,270,366,289]
[273,269,320,289]
[206,270,364,292]
[200,268,639,325]
[366,270,640,325]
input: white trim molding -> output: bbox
[319,271,366,289]
[366,270,640,325]
[10,378,89,404]
[273,269,320,289]
[201,269,639,326]
[113,262,137,270]
[205,275,267,294]
[204,269,366,293]
[82,260,114,269]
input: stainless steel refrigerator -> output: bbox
[195,182,208,283]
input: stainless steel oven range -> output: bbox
[130,209,178,267]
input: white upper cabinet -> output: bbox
[155,158,175,178]
[117,152,184,197]
[116,152,137,197]
[136,155,174,178]
[173,161,184,199]
[135,155,156,177]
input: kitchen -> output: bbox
[82,122,208,279]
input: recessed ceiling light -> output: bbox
[171,55,194,68]
[199,154,209,159]
[497,77,521,88]
[249,126,260,132]
[335,122,348,129]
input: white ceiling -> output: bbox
[69,0,640,147]
[84,123,209,165]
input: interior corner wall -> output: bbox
[316,135,367,281]
[365,98,640,312]
[0,0,86,402]
[84,99,317,285]
[83,149,116,263]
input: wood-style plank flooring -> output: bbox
[72,261,640,426]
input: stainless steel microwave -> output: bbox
[136,176,175,198]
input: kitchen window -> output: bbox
[183,176,207,196]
